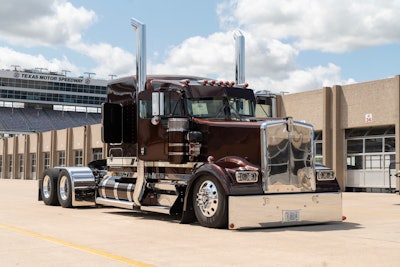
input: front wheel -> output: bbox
[193,176,228,228]
[57,170,73,208]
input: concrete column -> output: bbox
[275,95,283,117]
[37,133,43,180]
[12,137,17,180]
[66,128,73,166]
[103,143,108,159]
[395,75,400,193]
[322,87,333,168]
[51,131,56,167]
[332,85,345,190]
[24,135,29,180]
[1,140,7,179]
[84,125,90,166]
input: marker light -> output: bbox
[210,80,216,85]
[243,83,249,88]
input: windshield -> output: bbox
[187,97,254,120]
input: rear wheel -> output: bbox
[57,170,73,208]
[193,176,228,228]
[41,169,59,206]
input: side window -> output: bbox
[164,91,183,116]
[139,91,183,118]
[139,90,153,119]
[140,99,152,118]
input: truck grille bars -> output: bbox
[260,119,315,193]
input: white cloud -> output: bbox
[217,0,400,53]
[250,63,356,93]
[69,42,135,79]
[0,0,96,47]
[150,31,300,90]
[0,47,78,74]
[151,32,236,78]
[149,0,400,92]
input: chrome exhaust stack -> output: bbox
[131,18,147,93]
[131,18,147,207]
[234,30,245,85]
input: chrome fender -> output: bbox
[56,167,96,207]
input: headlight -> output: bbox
[316,170,335,181]
[235,171,259,183]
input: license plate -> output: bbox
[282,210,300,222]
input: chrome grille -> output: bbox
[261,120,315,193]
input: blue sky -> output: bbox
[1,0,400,93]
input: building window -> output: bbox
[8,155,13,179]
[92,148,103,161]
[314,131,323,164]
[346,126,395,170]
[74,150,83,166]
[0,155,2,177]
[57,151,66,166]
[30,153,37,173]
[19,154,24,176]
[43,152,50,169]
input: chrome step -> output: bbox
[95,197,135,209]
[152,182,177,191]
[141,205,171,215]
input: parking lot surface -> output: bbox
[1,179,399,267]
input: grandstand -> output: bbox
[0,106,101,134]
[0,68,106,136]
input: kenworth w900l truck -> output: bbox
[38,18,343,229]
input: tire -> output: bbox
[193,176,228,228]
[40,169,59,206]
[57,170,73,208]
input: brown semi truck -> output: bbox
[38,18,343,229]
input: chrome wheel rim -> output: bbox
[43,175,51,199]
[59,175,69,201]
[195,180,219,217]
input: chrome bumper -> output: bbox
[228,192,342,230]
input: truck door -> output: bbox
[137,90,184,161]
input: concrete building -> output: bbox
[0,124,105,180]
[278,75,400,192]
[0,67,105,180]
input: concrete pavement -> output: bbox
[1,179,399,267]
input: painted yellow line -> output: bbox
[0,223,154,267]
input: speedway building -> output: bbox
[0,67,399,193]
[0,68,105,180]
